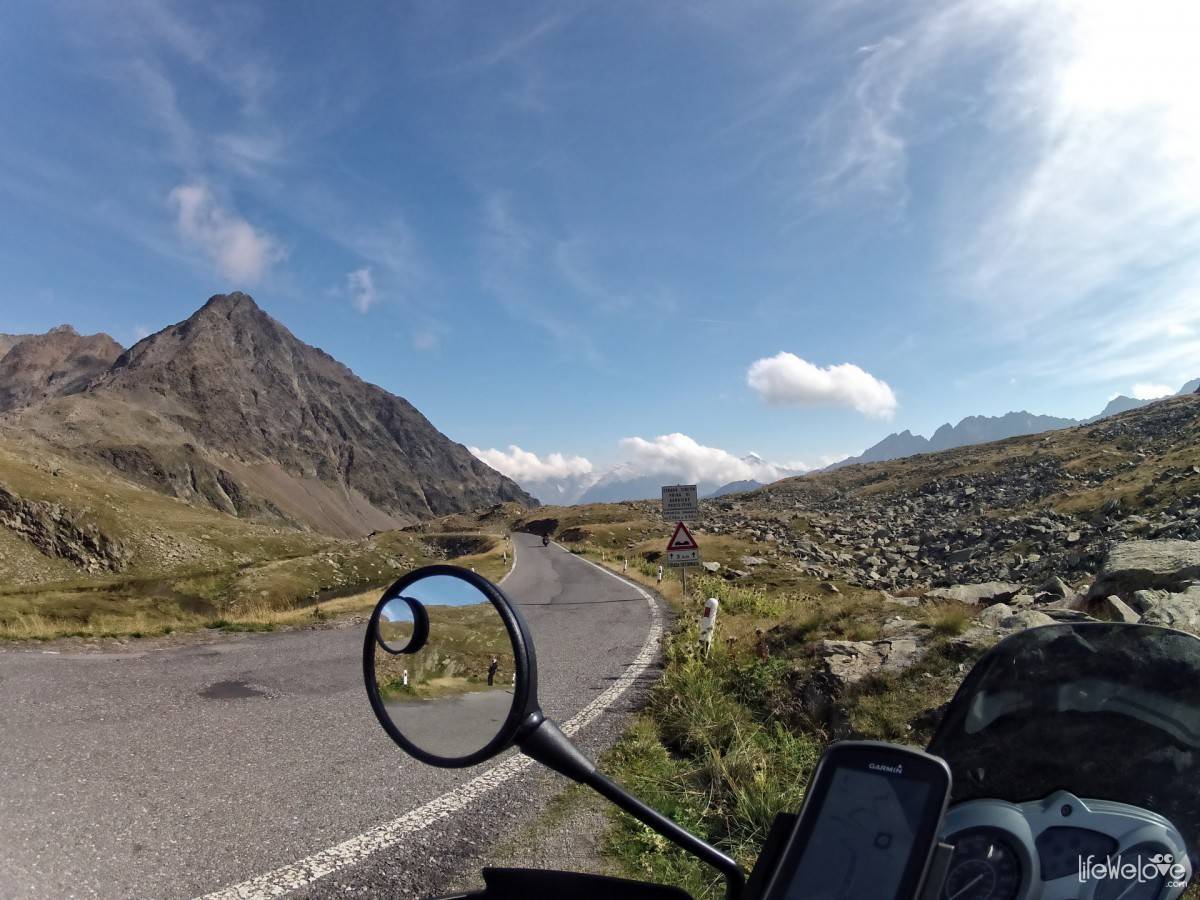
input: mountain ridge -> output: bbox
[0,293,534,536]
[825,381,1198,473]
[0,325,123,413]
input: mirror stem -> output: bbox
[519,716,746,900]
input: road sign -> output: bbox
[666,521,701,567]
[662,484,700,523]
[667,521,698,551]
[667,549,699,568]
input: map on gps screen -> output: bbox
[784,767,927,899]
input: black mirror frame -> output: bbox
[375,595,430,655]
[363,564,539,768]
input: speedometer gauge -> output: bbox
[943,829,1022,900]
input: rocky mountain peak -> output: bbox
[192,291,275,327]
[0,325,123,413]
[24,292,534,534]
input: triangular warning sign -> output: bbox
[667,521,699,552]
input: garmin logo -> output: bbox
[869,762,904,775]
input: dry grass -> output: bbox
[0,525,514,641]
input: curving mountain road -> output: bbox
[0,533,660,899]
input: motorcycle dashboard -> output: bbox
[939,791,1193,900]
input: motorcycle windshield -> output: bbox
[928,623,1200,865]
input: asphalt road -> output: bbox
[0,533,659,899]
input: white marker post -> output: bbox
[657,564,663,584]
[699,597,719,657]
[402,670,409,687]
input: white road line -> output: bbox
[198,539,663,900]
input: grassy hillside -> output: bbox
[0,437,512,640]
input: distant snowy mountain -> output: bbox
[574,454,802,505]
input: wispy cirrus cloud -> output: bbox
[793,0,1200,389]
[168,183,283,283]
[479,193,603,363]
[346,268,376,313]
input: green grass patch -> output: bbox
[600,622,822,896]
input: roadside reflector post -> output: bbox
[657,564,663,583]
[699,597,719,656]
[623,557,628,573]
[402,669,409,687]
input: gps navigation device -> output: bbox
[760,741,952,900]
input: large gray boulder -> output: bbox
[1129,584,1200,631]
[1099,595,1141,624]
[1088,540,1200,599]
[798,633,930,734]
[816,637,924,689]
[976,603,1056,631]
[926,582,1023,605]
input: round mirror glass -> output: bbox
[368,572,522,763]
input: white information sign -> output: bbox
[661,484,700,523]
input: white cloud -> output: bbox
[470,445,594,482]
[347,267,376,313]
[168,183,282,283]
[1131,382,1173,400]
[617,433,806,485]
[746,352,897,418]
[133,324,151,340]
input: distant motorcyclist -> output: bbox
[542,534,550,547]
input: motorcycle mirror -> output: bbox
[364,564,745,898]
[363,566,537,767]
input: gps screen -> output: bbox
[782,766,932,900]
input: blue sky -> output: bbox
[2,1,1198,491]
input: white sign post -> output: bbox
[698,597,719,656]
[661,484,701,523]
